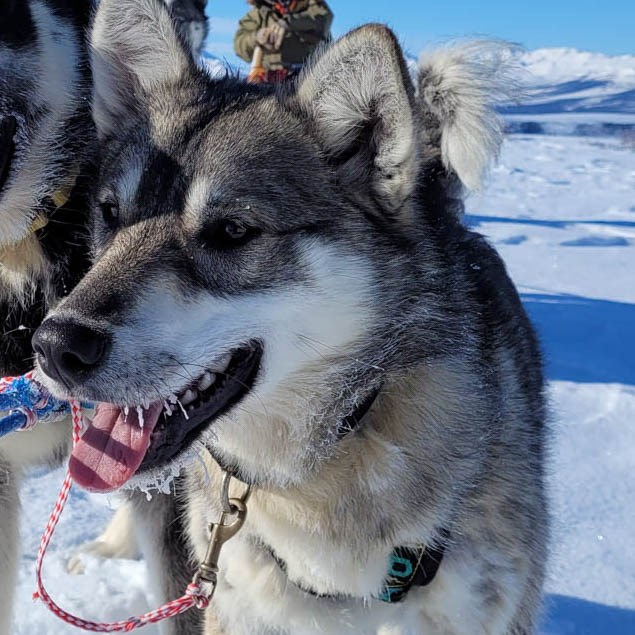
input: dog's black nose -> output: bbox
[32,318,111,389]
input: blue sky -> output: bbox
[206,0,634,67]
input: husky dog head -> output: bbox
[163,0,208,57]
[0,0,93,252]
[34,0,512,492]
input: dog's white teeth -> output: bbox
[197,372,216,392]
[163,401,174,417]
[181,389,198,405]
[137,406,145,429]
[168,394,179,405]
[210,354,231,374]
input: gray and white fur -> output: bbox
[0,1,207,632]
[0,2,93,630]
[35,1,548,633]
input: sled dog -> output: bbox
[35,0,548,633]
[0,2,206,632]
[0,2,93,631]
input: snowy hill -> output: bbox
[502,48,635,137]
[203,41,635,124]
[513,48,635,115]
[201,50,228,78]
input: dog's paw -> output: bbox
[66,504,139,575]
[66,540,111,575]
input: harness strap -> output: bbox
[0,166,78,254]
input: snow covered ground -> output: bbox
[467,134,635,634]
[10,52,635,634]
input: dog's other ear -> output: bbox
[418,42,517,191]
[91,0,193,139]
[296,25,417,214]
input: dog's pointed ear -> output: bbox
[296,25,418,214]
[91,0,193,139]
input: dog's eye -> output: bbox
[201,219,260,250]
[99,199,119,229]
[0,115,17,192]
[224,220,248,241]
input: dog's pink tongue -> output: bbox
[69,402,163,493]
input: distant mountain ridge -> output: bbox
[505,47,635,116]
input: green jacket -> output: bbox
[234,0,333,70]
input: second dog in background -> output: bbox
[0,1,208,633]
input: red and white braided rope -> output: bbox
[33,400,210,632]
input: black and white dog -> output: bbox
[0,3,93,630]
[0,1,207,632]
[34,1,548,634]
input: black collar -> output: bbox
[377,538,448,603]
[266,529,448,604]
[336,384,381,438]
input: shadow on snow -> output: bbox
[466,215,635,230]
[542,594,635,634]
[521,293,635,385]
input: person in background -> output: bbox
[234,0,333,83]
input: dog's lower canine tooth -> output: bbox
[198,372,215,391]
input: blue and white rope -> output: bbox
[0,372,88,438]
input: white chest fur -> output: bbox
[186,485,460,635]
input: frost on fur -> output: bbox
[417,41,521,191]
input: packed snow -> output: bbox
[9,48,635,634]
[467,133,635,634]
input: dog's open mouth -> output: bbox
[68,342,262,493]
